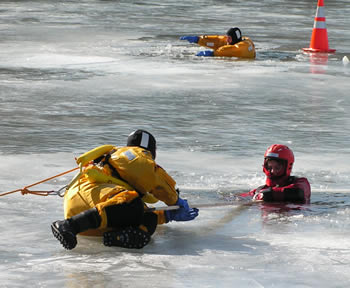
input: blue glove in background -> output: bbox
[180,36,199,43]
[196,50,214,57]
[165,197,199,222]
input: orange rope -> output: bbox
[21,188,55,196]
[0,167,79,197]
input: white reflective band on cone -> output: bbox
[314,21,327,29]
[315,7,325,18]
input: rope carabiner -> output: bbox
[0,167,79,197]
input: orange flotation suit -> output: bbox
[198,35,256,59]
[64,146,178,235]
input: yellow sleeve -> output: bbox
[149,164,178,205]
[214,37,256,59]
[109,147,179,206]
[197,35,227,50]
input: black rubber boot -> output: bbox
[51,219,77,250]
[103,226,151,249]
[51,208,101,250]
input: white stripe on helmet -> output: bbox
[140,132,150,148]
[235,30,241,39]
[266,152,279,158]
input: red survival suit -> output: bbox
[241,144,311,204]
[242,176,311,204]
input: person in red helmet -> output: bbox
[241,144,311,203]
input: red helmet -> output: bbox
[263,144,294,177]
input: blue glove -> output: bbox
[165,197,199,222]
[180,36,199,43]
[196,50,214,57]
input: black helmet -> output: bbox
[127,129,157,159]
[226,27,242,45]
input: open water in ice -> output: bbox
[0,0,350,287]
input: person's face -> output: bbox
[226,35,232,44]
[265,159,285,177]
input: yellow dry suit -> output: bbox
[198,35,256,59]
[64,145,179,236]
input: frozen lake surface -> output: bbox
[1,0,350,287]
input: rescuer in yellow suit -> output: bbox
[180,27,256,59]
[51,130,199,250]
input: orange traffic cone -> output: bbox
[303,0,336,53]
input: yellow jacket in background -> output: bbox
[198,35,256,59]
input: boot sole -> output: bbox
[103,227,150,249]
[51,221,77,250]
